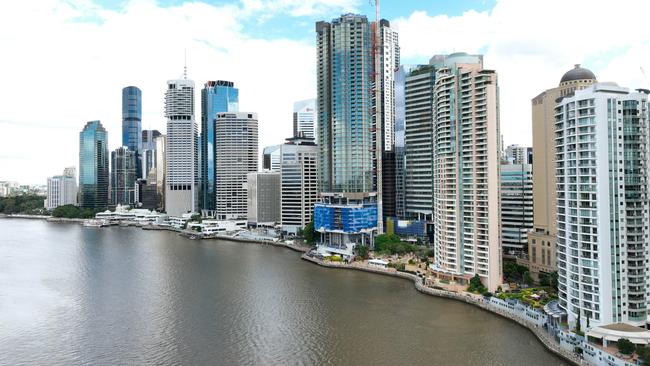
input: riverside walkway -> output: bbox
[301,254,586,366]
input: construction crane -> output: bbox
[370,0,384,234]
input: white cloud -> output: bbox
[393,0,650,148]
[0,0,324,184]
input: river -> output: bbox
[0,219,567,365]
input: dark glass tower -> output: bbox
[122,86,142,178]
[200,80,239,212]
[79,120,109,209]
[110,147,137,206]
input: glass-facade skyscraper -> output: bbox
[200,80,239,212]
[110,146,137,206]
[79,120,109,209]
[122,86,142,178]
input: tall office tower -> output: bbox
[45,167,77,210]
[122,86,142,178]
[247,171,281,226]
[262,144,282,171]
[200,80,239,212]
[79,120,109,209]
[214,112,258,220]
[165,78,198,216]
[429,53,502,292]
[155,135,166,211]
[404,64,435,220]
[314,14,382,256]
[279,136,318,234]
[500,163,533,255]
[110,147,136,206]
[141,129,161,178]
[528,65,597,278]
[293,99,316,140]
[556,83,650,327]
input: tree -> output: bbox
[575,312,582,334]
[303,221,316,244]
[467,274,487,294]
[523,271,534,286]
[539,272,550,286]
[617,338,634,356]
[636,345,650,366]
[356,245,369,259]
[549,271,559,292]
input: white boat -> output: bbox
[83,219,106,227]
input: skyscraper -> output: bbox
[214,112,258,220]
[200,80,239,212]
[165,78,198,216]
[155,135,166,211]
[404,64,435,220]
[79,120,109,209]
[430,53,502,292]
[141,129,161,178]
[500,163,533,255]
[45,167,77,210]
[528,65,597,278]
[122,86,142,178]
[279,136,318,234]
[110,146,136,206]
[293,99,316,140]
[505,144,531,164]
[314,14,392,257]
[555,83,649,327]
[247,171,281,226]
[262,144,282,171]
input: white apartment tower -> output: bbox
[215,112,258,220]
[45,167,78,210]
[556,83,650,327]
[164,78,198,216]
[430,53,502,292]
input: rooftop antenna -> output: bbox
[183,48,187,80]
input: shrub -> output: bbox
[618,338,634,356]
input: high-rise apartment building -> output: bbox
[555,83,650,327]
[500,163,533,255]
[404,64,435,220]
[214,112,258,220]
[279,136,318,234]
[122,86,142,178]
[394,65,411,219]
[505,144,532,164]
[110,146,136,206]
[430,53,502,292]
[528,65,597,277]
[293,99,316,140]
[165,78,198,216]
[45,167,77,210]
[247,171,281,226]
[200,80,239,212]
[314,14,387,256]
[79,120,109,209]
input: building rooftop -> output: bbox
[560,64,597,84]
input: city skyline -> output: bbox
[2,0,650,184]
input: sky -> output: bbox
[1,0,650,185]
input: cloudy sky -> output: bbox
[1,0,649,184]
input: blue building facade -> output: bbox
[200,80,239,212]
[122,86,142,178]
[79,120,109,209]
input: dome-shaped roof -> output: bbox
[560,64,596,84]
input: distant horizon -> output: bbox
[2,0,650,184]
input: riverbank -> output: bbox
[301,254,584,366]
